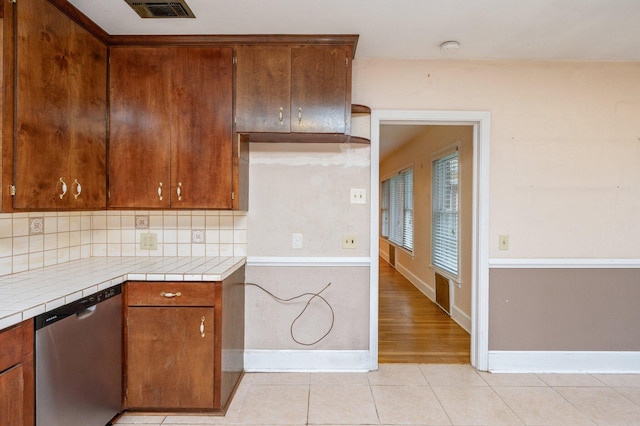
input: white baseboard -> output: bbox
[451,304,472,334]
[244,350,374,372]
[488,351,640,373]
[396,263,435,300]
[489,258,640,268]
[247,256,371,267]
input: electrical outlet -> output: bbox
[499,235,509,250]
[343,233,357,249]
[350,188,366,204]
[140,232,158,250]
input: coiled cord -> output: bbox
[245,282,334,346]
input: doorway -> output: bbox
[368,110,491,371]
[378,123,473,363]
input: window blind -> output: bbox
[432,152,459,276]
[381,168,413,252]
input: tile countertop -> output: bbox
[0,256,246,330]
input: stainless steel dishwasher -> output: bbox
[35,284,122,426]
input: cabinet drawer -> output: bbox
[127,282,216,307]
[0,321,32,373]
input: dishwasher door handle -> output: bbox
[76,305,97,320]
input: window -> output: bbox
[432,150,459,276]
[381,167,413,252]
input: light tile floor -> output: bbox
[114,363,640,425]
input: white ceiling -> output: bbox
[69,0,640,61]
[67,0,640,159]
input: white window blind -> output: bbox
[381,168,413,252]
[432,151,459,276]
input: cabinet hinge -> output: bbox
[9,185,16,196]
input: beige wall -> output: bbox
[380,125,473,318]
[354,59,640,259]
[246,143,370,258]
[245,142,371,350]
[355,58,640,353]
[490,268,640,351]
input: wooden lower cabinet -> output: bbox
[126,306,215,409]
[0,319,34,426]
[124,266,245,412]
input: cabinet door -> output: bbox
[291,46,349,134]
[170,47,234,209]
[0,320,34,426]
[126,306,215,409]
[109,47,172,208]
[235,46,291,133]
[14,0,107,210]
[0,365,24,426]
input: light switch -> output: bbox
[498,235,509,250]
[292,233,303,249]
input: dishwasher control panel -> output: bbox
[34,284,122,330]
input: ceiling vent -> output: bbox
[124,0,196,18]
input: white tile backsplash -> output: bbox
[0,210,248,277]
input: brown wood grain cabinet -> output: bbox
[124,266,245,412]
[11,0,107,210]
[0,319,35,426]
[235,44,353,141]
[109,46,235,209]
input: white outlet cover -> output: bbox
[350,188,366,204]
[342,233,358,249]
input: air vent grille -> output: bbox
[125,0,196,18]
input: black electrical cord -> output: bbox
[245,282,334,346]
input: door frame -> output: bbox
[369,110,491,371]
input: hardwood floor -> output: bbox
[378,258,470,363]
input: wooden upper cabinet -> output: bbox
[290,46,349,134]
[13,0,107,210]
[235,44,352,139]
[170,47,234,209]
[109,47,172,209]
[235,46,291,133]
[109,46,234,209]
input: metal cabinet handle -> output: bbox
[298,107,302,124]
[157,182,163,200]
[59,178,67,199]
[160,291,181,298]
[177,182,182,201]
[200,316,205,338]
[73,179,82,199]
[278,107,284,125]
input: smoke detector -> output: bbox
[124,0,196,18]
[440,41,460,56]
